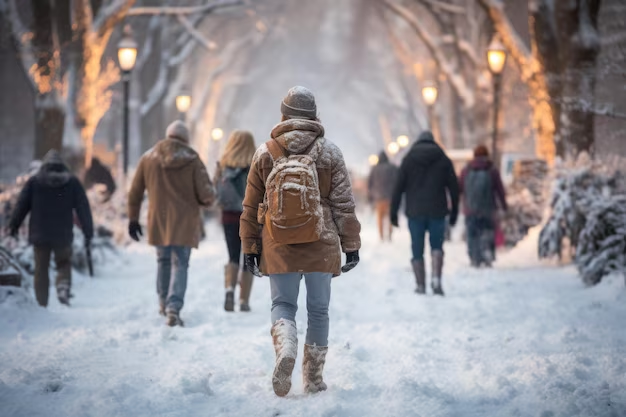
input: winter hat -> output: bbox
[417,131,435,142]
[474,144,489,158]
[42,149,65,166]
[281,86,317,120]
[378,150,389,164]
[166,120,190,143]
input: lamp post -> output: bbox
[368,154,379,166]
[397,135,409,148]
[421,82,439,142]
[211,128,224,141]
[117,25,137,178]
[487,37,507,167]
[176,90,191,120]
[387,141,400,156]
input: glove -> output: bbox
[341,251,359,273]
[390,213,399,228]
[128,221,143,242]
[448,211,458,227]
[244,253,262,277]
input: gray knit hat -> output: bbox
[166,120,190,143]
[281,86,317,119]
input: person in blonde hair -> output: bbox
[215,129,257,312]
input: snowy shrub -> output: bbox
[538,162,623,260]
[575,195,626,286]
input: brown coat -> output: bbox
[240,119,361,276]
[128,138,215,248]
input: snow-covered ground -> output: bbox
[1,214,625,417]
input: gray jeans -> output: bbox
[157,246,192,313]
[269,272,332,346]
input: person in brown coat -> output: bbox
[240,86,361,397]
[128,121,215,327]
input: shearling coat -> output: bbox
[128,138,215,248]
[240,119,361,276]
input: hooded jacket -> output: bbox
[128,137,215,248]
[239,119,361,276]
[391,132,459,220]
[10,151,93,247]
[368,152,398,202]
[459,156,507,216]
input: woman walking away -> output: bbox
[240,86,361,397]
[215,130,256,312]
[458,145,507,267]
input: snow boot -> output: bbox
[303,344,328,394]
[271,319,298,397]
[239,270,253,312]
[159,300,166,316]
[57,286,71,306]
[431,250,445,296]
[411,259,426,294]
[224,263,238,312]
[166,310,184,327]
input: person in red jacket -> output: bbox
[458,145,507,267]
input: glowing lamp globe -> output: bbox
[487,38,507,75]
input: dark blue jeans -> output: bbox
[408,217,446,261]
[465,215,495,266]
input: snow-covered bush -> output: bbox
[576,195,626,286]
[539,155,626,286]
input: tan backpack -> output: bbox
[262,139,325,244]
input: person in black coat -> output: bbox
[390,131,459,296]
[8,150,94,307]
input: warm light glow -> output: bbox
[118,47,137,71]
[487,38,508,74]
[211,128,224,141]
[176,95,191,113]
[397,135,410,148]
[387,142,400,155]
[422,85,438,106]
[368,154,379,166]
[117,26,137,71]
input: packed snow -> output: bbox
[1,213,625,417]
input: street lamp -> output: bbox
[387,142,400,156]
[176,92,191,119]
[422,82,439,142]
[211,128,224,141]
[368,154,379,166]
[117,25,137,177]
[397,135,409,148]
[487,37,507,166]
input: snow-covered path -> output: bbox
[1,215,625,417]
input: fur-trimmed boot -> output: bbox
[270,319,298,397]
[303,344,328,394]
[431,250,445,296]
[239,269,253,312]
[411,259,426,294]
[224,263,238,312]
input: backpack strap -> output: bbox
[266,140,285,161]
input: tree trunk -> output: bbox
[555,0,602,160]
[34,96,65,159]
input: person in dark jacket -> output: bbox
[390,131,459,296]
[8,150,94,307]
[368,151,398,241]
[459,145,507,267]
[84,157,116,199]
[214,130,256,312]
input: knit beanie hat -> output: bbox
[166,120,190,143]
[417,131,435,142]
[281,86,317,120]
